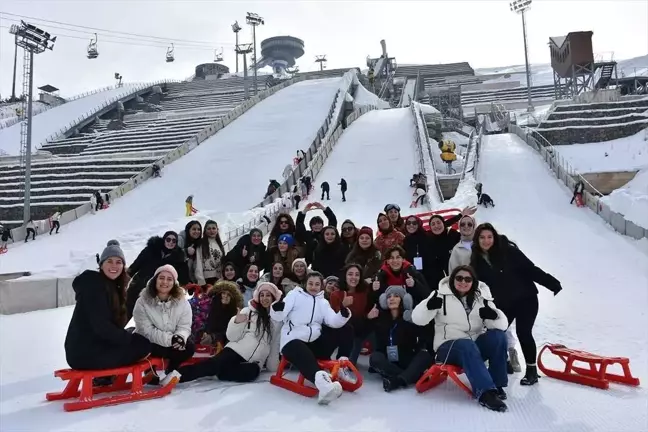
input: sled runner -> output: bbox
[45,358,176,412]
[270,357,363,397]
[415,364,473,397]
[537,344,640,390]
[414,208,462,231]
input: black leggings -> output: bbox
[281,325,354,383]
[177,347,261,383]
[50,221,60,234]
[501,295,539,365]
[25,228,36,241]
[150,341,196,373]
[66,333,151,370]
[369,350,434,384]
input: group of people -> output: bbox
[64,198,562,412]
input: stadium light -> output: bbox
[9,21,56,223]
[236,43,254,99]
[246,12,264,95]
[510,0,534,112]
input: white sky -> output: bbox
[0,0,646,97]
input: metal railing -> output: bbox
[411,100,444,203]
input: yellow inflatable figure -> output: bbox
[440,140,457,162]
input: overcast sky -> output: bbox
[1,0,646,97]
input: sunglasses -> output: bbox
[454,275,473,283]
[279,220,289,224]
[165,237,177,244]
[406,220,419,226]
[460,222,474,228]
[342,226,355,232]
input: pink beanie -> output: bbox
[153,264,178,282]
[253,282,283,303]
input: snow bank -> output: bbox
[352,83,390,109]
[554,128,648,173]
[0,101,50,128]
[601,169,648,228]
[419,103,440,114]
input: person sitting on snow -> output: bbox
[270,272,356,405]
[571,180,585,205]
[412,265,510,412]
[152,163,161,178]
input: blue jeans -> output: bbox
[350,332,376,365]
[435,330,508,398]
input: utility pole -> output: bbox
[11,34,18,101]
[236,43,253,99]
[510,0,534,112]
[315,55,327,71]
[232,21,242,74]
[9,21,56,223]
[246,12,264,95]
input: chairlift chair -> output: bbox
[214,48,223,62]
[87,33,99,59]
[166,43,175,63]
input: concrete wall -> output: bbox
[580,170,638,195]
[462,81,521,92]
[574,89,620,104]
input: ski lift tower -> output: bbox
[510,0,534,112]
[236,43,254,99]
[315,55,327,71]
[246,12,264,95]
[9,21,56,223]
[232,21,242,73]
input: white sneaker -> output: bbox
[336,357,358,384]
[161,370,181,386]
[314,371,343,405]
[508,348,522,373]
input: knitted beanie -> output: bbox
[325,275,340,287]
[379,285,414,322]
[292,258,308,272]
[357,226,374,238]
[99,240,125,266]
[253,282,283,303]
[152,264,178,283]
[278,233,294,247]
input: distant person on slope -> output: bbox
[24,219,37,242]
[571,180,585,206]
[49,210,61,235]
[1,225,14,251]
[321,181,330,200]
[185,195,194,217]
[339,178,347,202]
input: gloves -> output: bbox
[171,334,185,350]
[552,284,562,296]
[340,307,350,318]
[272,301,285,312]
[426,291,443,310]
[479,300,498,320]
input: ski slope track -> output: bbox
[0,85,145,156]
[295,108,418,228]
[0,78,341,277]
[0,135,647,431]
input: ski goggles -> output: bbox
[384,204,401,213]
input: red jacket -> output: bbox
[329,289,369,319]
[374,230,405,255]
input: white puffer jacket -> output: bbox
[133,289,192,347]
[271,287,350,350]
[412,277,508,351]
[448,240,473,274]
[226,301,282,371]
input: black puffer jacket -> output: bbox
[311,236,347,278]
[425,228,460,288]
[373,310,425,367]
[125,236,189,318]
[224,231,266,273]
[471,237,562,311]
[295,206,338,262]
[65,271,139,369]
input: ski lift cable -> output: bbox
[0,11,233,47]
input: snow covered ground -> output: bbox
[554,128,648,173]
[2,133,647,432]
[601,168,648,228]
[352,83,390,109]
[294,108,418,228]
[0,78,341,278]
[0,101,50,129]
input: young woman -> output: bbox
[65,240,151,372]
[402,215,443,289]
[177,282,283,383]
[339,219,357,255]
[323,276,340,300]
[345,226,382,283]
[270,272,355,405]
[448,215,476,274]
[311,226,347,278]
[369,286,433,392]
[384,204,406,233]
[133,265,194,385]
[282,258,309,293]
[470,223,562,386]
[237,263,260,304]
[261,261,293,294]
[373,245,430,305]
[225,228,267,272]
[126,230,189,319]
[178,220,202,284]
[374,213,405,255]
[267,213,297,251]
[264,234,301,275]
[412,265,510,412]
[220,262,238,282]
[329,264,373,364]
[195,220,226,286]
[199,281,244,346]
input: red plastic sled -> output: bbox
[0,247,7,254]
[45,358,176,412]
[538,344,640,390]
[415,364,473,397]
[415,208,462,231]
[270,357,363,397]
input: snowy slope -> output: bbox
[2,133,648,432]
[601,168,648,228]
[296,109,417,228]
[554,128,648,173]
[0,101,49,129]
[0,78,341,278]
[352,83,390,109]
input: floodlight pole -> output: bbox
[232,21,242,74]
[521,10,534,112]
[246,13,264,96]
[23,50,35,223]
[11,35,18,101]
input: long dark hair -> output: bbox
[449,265,480,309]
[270,213,296,238]
[201,219,225,259]
[339,263,367,293]
[100,262,129,328]
[470,223,501,262]
[253,292,277,342]
[184,220,202,253]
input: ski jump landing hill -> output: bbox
[0,69,385,314]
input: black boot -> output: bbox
[382,376,406,393]
[521,365,539,386]
[507,360,514,375]
[92,376,115,387]
[496,387,507,400]
[479,389,508,412]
